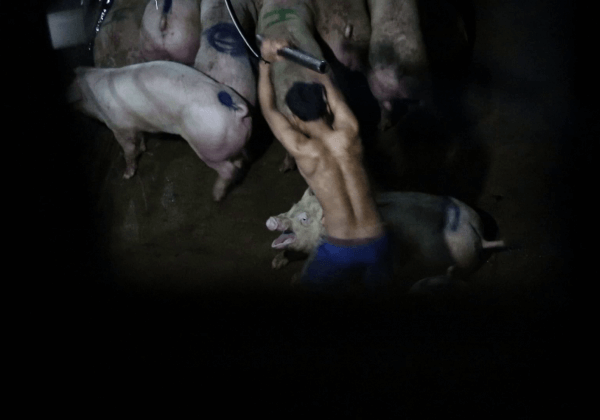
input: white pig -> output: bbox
[68,60,252,201]
[139,0,201,65]
[266,188,505,279]
[266,188,324,269]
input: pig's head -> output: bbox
[266,188,325,254]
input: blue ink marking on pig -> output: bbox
[444,198,461,232]
[218,91,239,110]
[163,0,173,14]
[204,23,246,57]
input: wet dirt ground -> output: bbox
[26,0,585,415]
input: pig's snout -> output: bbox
[266,217,278,231]
[267,216,292,232]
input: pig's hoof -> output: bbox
[123,169,136,179]
[213,190,226,202]
[212,179,229,201]
[291,272,301,285]
[272,254,289,270]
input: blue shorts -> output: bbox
[299,232,393,295]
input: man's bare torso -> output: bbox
[287,124,383,240]
[258,39,383,240]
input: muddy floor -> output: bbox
[26,0,584,415]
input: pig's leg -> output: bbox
[112,129,145,179]
[272,251,290,269]
[203,159,240,202]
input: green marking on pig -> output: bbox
[262,9,299,29]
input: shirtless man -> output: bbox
[258,39,393,295]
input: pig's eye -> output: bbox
[296,212,310,226]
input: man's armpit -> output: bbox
[275,128,306,154]
[264,110,295,138]
[285,133,324,159]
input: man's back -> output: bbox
[258,38,392,294]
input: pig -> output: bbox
[139,0,201,65]
[93,0,203,67]
[266,188,505,283]
[376,191,505,278]
[93,0,148,68]
[266,188,324,268]
[190,0,262,180]
[194,0,259,105]
[256,0,331,111]
[365,0,429,130]
[68,60,252,201]
[254,0,470,131]
[94,0,258,198]
[366,0,472,130]
[94,0,258,102]
[312,0,372,73]
[92,0,472,178]
[256,0,338,172]
[254,0,470,173]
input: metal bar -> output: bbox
[224,0,261,59]
[255,34,328,74]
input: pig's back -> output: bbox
[76,62,248,133]
[377,192,453,259]
[377,192,448,234]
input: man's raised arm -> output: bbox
[258,53,305,155]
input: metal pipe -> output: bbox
[224,0,261,59]
[255,34,328,74]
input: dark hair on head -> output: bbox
[284,82,327,121]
